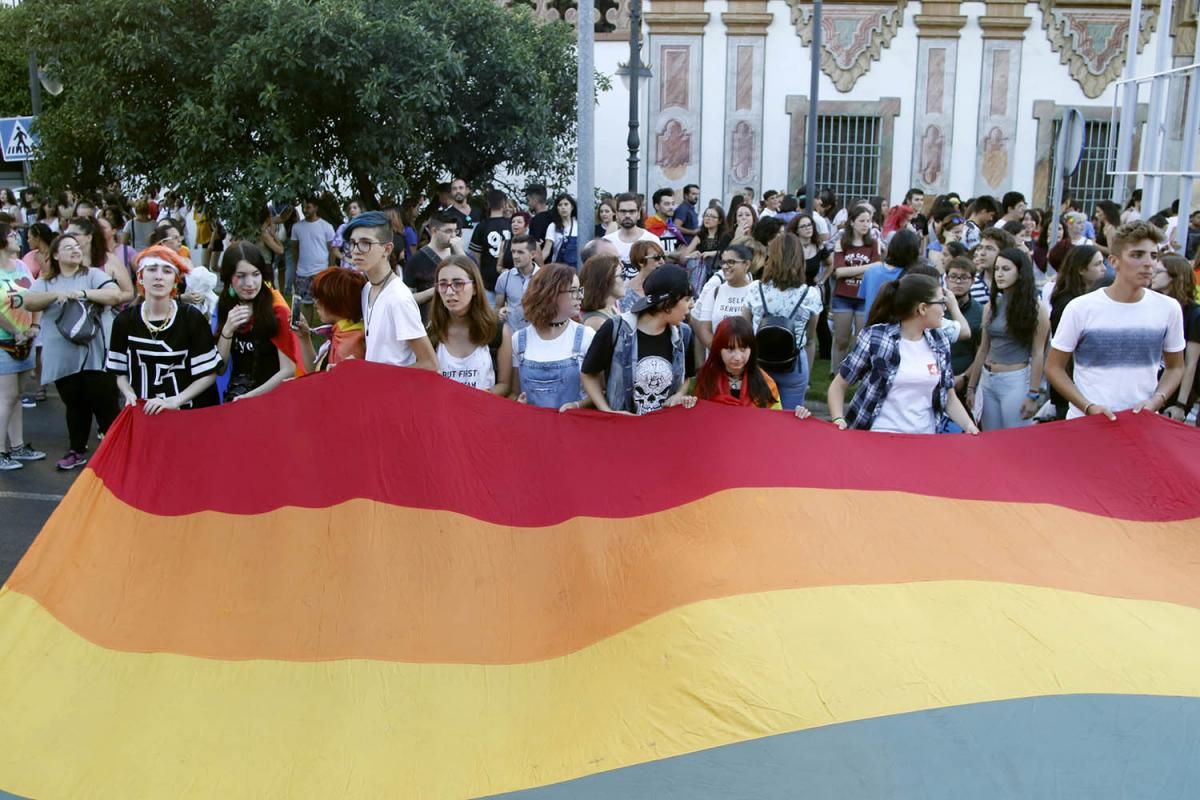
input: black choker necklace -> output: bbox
[549,319,569,328]
[369,272,394,287]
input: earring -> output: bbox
[228,285,236,297]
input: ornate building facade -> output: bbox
[504,0,1196,210]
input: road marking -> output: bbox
[0,491,64,502]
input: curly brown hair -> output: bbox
[522,262,578,329]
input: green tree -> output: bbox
[23,0,577,229]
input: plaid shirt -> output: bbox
[839,323,955,431]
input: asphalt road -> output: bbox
[0,388,82,584]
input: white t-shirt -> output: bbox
[511,320,596,366]
[871,336,939,434]
[604,229,662,276]
[292,218,336,278]
[437,342,495,391]
[362,277,427,366]
[694,276,753,333]
[744,280,824,349]
[1050,287,1185,419]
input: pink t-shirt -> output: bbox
[21,250,44,279]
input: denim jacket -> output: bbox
[604,312,692,414]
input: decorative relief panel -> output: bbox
[787,1,909,93]
[910,40,957,194]
[724,37,766,200]
[496,0,632,33]
[647,35,703,193]
[1038,0,1156,99]
[975,40,1022,195]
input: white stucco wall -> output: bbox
[582,0,1178,209]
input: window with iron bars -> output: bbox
[813,114,882,212]
[1047,119,1116,212]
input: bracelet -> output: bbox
[1026,390,1041,400]
[28,322,39,329]
[1083,402,1096,415]
[833,416,846,424]
[220,331,234,340]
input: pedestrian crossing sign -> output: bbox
[0,117,37,162]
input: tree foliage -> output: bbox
[22,0,578,229]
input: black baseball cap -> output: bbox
[631,264,693,312]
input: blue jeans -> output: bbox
[767,351,810,411]
[980,365,1032,431]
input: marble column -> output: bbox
[910,4,966,196]
[974,1,1030,197]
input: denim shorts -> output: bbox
[830,294,864,313]
[0,344,33,375]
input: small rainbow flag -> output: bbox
[1,362,1198,798]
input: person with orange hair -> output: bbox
[295,266,367,372]
[106,245,219,412]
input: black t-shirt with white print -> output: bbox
[106,301,221,408]
[582,318,696,415]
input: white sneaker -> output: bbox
[0,453,24,471]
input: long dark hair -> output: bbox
[1050,244,1100,306]
[840,203,877,251]
[65,216,107,268]
[695,316,775,407]
[217,241,278,340]
[551,193,577,230]
[990,247,1039,350]
[884,229,920,273]
[867,274,941,326]
[426,255,498,347]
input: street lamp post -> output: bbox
[626,0,642,194]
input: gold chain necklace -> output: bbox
[141,300,177,338]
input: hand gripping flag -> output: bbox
[1,361,1199,798]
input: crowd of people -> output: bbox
[0,179,1195,471]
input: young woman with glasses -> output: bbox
[618,240,666,313]
[18,234,124,469]
[579,253,625,331]
[828,274,979,434]
[511,263,594,411]
[693,243,754,351]
[428,255,512,396]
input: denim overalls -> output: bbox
[516,324,587,409]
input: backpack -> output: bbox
[755,283,809,373]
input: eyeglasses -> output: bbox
[926,299,949,308]
[644,254,665,263]
[719,259,746,267]
[436,279,472,293]
[946,274,973,282]
[343,238,383,254]
[559,287,585,298]
[947,217,965,226]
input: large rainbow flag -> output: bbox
[1,362,1199,798]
